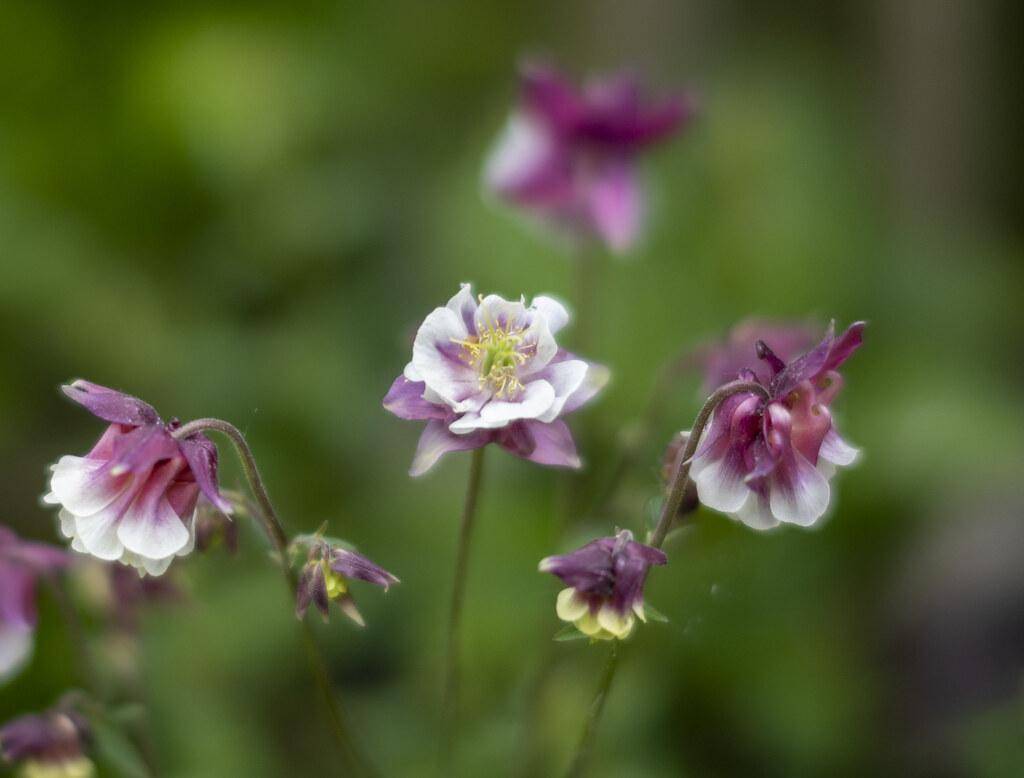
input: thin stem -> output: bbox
[564,643,618,778]
[441,446,487,766]
[649,380,768,550]
[171,418,373,777]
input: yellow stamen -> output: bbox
[452,320,534,399]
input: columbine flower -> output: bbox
[383,284,609,476]
[691,318,817,393]
[294,535,399,627]
[0,701,93,777]
[43,380,232,577]
[539,529,666,641]
[0,527,68,683]
[485,62,693,253]
[690,321,865,530]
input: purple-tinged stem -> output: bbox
[171,418,374,777]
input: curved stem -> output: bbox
[564,643,618,778]
[649,380,768,550]
[171,418,373,777]
[441,446,487,767]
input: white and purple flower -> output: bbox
[384,284,609,475]
[540,529,666,641]
[0,701,93,776]
[0,527,69,683]
[690,322,866,530]
[44,380,232,577]
[485,62,694,253]
[294,535,399,627]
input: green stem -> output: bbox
[441,446,487,767]
[171,418,374,777]
[564,644,619,778]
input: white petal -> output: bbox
[474,294,527,334]
[451,380,556,431]
[0,625,33,682]
[117,496,191,562]
[536,360,588,423]
[735,493,780,531]
[411,307,477,408]
[72,506,126,561]
[769,453,831,527]
[692,452,750,515]
[484,113,555,192]
[445,283,478,329]
[531,295,570,334]
[556,588,589,622]
[48,456,128,517]
[819,429,860,466]
[597,605,634,639]
[403,361,422,382]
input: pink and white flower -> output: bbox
[44,381,231,577]
[690,322,865,530]
[485,62,694,254]
[384,284,609,475]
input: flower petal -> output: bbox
[535,359,588,423]
[47,456,129,517]
[411,307,478,409]
[383,377,448,421]
[555,588,589,622]
[768,451,831,527]
[177,434,232,514]
[446,283,479,331]
[0,624,32,682]
[61,380,161,427]
[409,420,490,477]
[819,428,860,466]
[452,380,556,431]
[531,295,570,335]
[116,461,192,564]
[585,159,643,253]
[330,549,399,590]
[692,446,751,515]
[514,420,581,468]
[735,493,780,531]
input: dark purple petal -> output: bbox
[61,380,161,427]
[771,322,836,398]
[0,709,89,763]
[695,392,760,460]
[108,425,180,475]
[578,77,692,148]
[295,564,317,620]
[382,377,448,421]
[540,537,617,596]
[820,321,866,374]
[329,549,399,590]
[625,539,667,567]
[519,62,584,135]
[177,434,232,514]
[506,420,581,468]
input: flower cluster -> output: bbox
[690,321,864,529]
[0,527,68,683]
[44,381,231,577]
[384,284,608,475]
[540,530,666,641]
[486,62,693,253]
[294,535,399,627]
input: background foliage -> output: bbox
[1,1,1022,776]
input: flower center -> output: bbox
[321,561,348,600]
[453,323,533,398]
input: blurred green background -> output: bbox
[1,1,1022,776]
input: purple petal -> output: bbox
[177,434,232,514]
[539,538,616,594]
[383,377,449,421]
[519,62,584,135]
[329,549,399,590]
[108,425,180,475]
[0,566,37,630]
[767,450,831,527]
[821,321,866,374]
[409,420,491,477]
[508,420,581,469]
[62,380,161,427]
[771,322,836,398]
[585,159,643,253]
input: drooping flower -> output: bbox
[690,318,817,393]
[689,321,865,530]
[293,534,399,627]
[0,527,69,684]
[539,529,666,641]
[485,62,694,254]
[0,700,93,777]
[43,380,232,577]
[384,284,609,476]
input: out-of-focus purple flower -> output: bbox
[294,535,399,627]
[690,322,865,530]
[690,318,818,393]
[194,498,238,555]
[107,564,181,632]
[539,529,666,640]
[384,284,609,475]
[0,527,69,684]
[0,701,92,776]
[485,62,694,254]
[43,380,231,577]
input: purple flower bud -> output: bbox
[485,62,694,253]
[383,284,609,475]
[0,526,69,683]
[194,498,238,555]
[43,380,231,577]
[0,702,91,774]
[690,321,865,530]
[539,529,666,640]
[294,537,399,627]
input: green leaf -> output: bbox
[90,718,152,778]
[643,604,670,623]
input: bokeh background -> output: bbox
[2,1,1022,776]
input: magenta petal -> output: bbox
[62,380,161,427]
[382,377,447,421]
[177,434,232,514]
[0,567,37,630]
[821,321,866,373]
[520,62,584,135]
[586,160,643,253]
[109,425,179,475]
